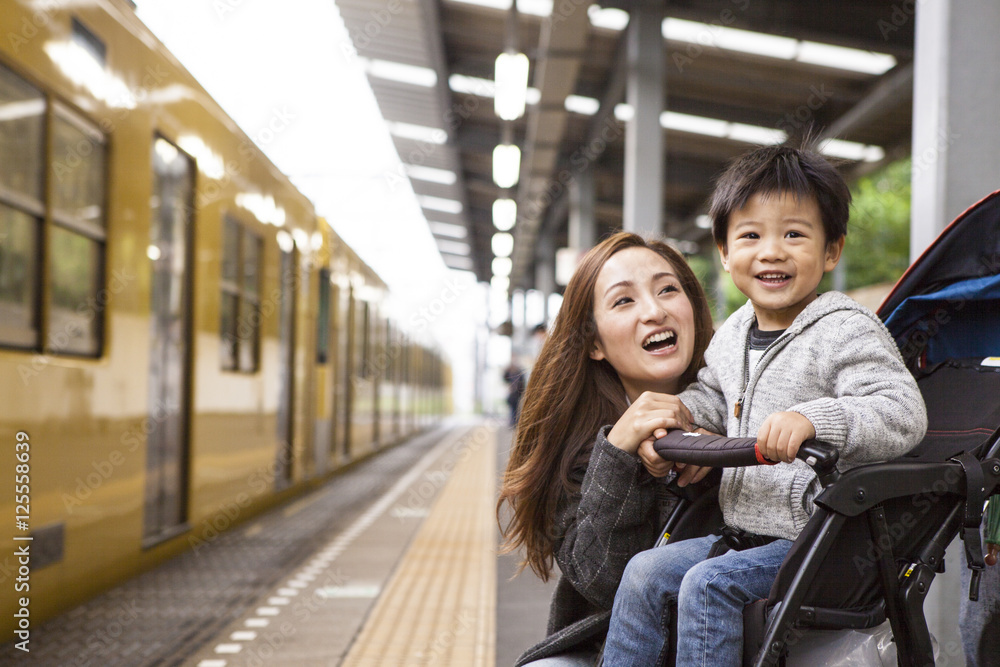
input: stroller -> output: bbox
[652,190,1000,666]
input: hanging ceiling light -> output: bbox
[494,51,529,121]
[493,198,517,231]
[493,144,521,188]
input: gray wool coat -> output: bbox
[514,429,677,666]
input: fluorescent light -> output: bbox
[450,74,539,105]
[437,239,471,255]
[663,18,798,59]
[727,123,786,145]
[448,0,552,15]
[492,232,514,258]
[417,195,463,214]
[796,42,896,75]
[656,110,787,146]
[493,144,521,188]
[589,5,629,31]
[696,214,712,229]
[491,275,510,292]
[518,0,553,17]
[429,221,468,238]
[492,256,513,277]
[365,59,437,87]
[661,18,897,75]
[386,121,447,144]
[565,95,600,116]
[614,103,634,122]
[443,254,475,271]
[818,139,886,162]
[495,51,530,121]
[448,0,510,10]
[405,165,457,184]
[493,198,517,231]
[660,111,727,137]
[450,74,496,97]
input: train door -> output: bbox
[143,136,194,544]
[342,286,356,460]
[332,282,350,463]
[313,268,332,476]
[274,245,296,489]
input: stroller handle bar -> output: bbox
[653,430,841,484]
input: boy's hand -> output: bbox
[987,543,999,567]
[757,412,816,463]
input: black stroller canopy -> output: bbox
[879,190,1000,371]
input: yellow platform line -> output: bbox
[342,426,497,666]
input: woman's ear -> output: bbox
[589,338,606,361]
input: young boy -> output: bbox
[603,145,928,666]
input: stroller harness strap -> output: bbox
[956,451,987,600]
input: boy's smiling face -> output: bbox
[718,191,844,330]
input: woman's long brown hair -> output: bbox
[497,232,714,580]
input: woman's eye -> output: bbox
[612,296,632,307]
[659,285,679,295]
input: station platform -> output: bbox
[0,418,557,666]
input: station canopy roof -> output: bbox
[334,0,915,289]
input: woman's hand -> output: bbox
[637,427,714,486]
[607,392,693,455]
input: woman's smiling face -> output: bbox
[590,246,696,401]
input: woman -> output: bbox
[497,232,715,666]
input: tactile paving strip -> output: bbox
[341,425,497,666]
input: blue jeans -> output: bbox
[604,534,793,667]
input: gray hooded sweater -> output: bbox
[678,291,928,540]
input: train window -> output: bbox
[0,66,45,205]
[0,206,39,347]
[48,107,106,356]
[220,216,261,372]
[52,109,106,231]
[317,269,330,364]
[49,226,102,355]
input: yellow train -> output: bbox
[0,0,449,640]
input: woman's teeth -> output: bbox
[643,331,676,350]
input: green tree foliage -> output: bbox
[840,158,912,291]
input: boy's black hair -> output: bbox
[710,144,851,248]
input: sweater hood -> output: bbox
[727,291,878,338]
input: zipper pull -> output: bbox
[734,398,743,418]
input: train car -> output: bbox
[0,0,449,640]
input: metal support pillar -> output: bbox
[911,0,1000,260]
[911,1,1000,659]
[623,0,664,237]
[569,167,596,252]
[535,233,556,323]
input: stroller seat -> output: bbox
[742,356,1000,667]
